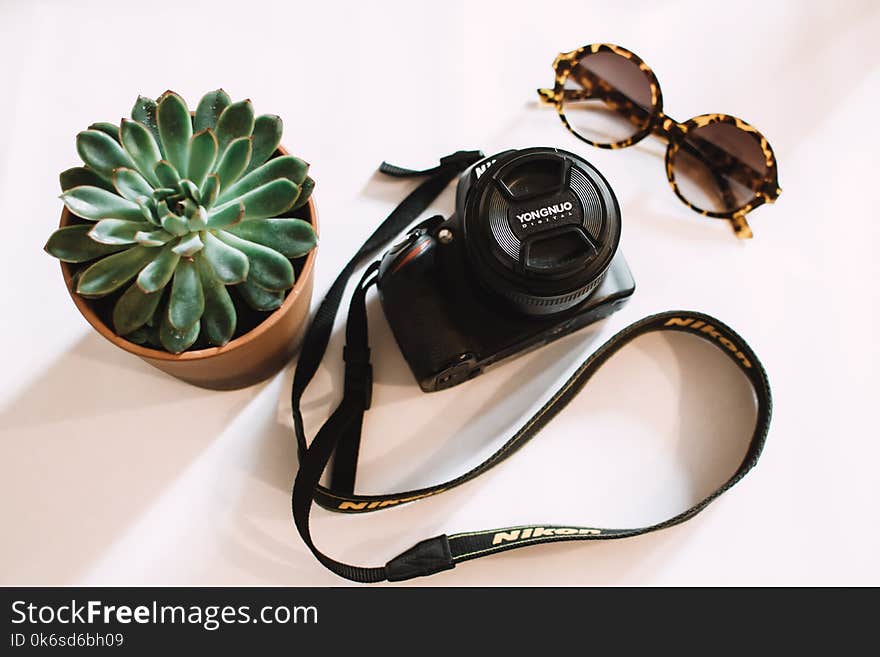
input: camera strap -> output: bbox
[290,153,772,583]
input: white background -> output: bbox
[1,0,878,586]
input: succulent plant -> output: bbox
[45,90,317,354]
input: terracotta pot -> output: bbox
[58,170,318,390]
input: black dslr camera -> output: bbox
[377,147,635,392]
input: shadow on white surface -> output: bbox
[0,332,263,584]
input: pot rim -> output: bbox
[58,195,318,363]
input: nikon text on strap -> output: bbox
[290,153,772,583]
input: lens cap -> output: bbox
[460,147,621,315]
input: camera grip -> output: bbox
[378,234,475,391]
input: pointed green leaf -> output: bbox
[188,205,208,230]
[245,114,283,174]
[76,245,154,296]
[215,99,254,155]
[89,219,154,245]
[220,178,299,221]
[135,196,161,226]
[216,155,308,205]
[61,186,145,222]
[206,200,244,229]
[202,231,249,284]
[226,218,316,259]
[119,118,163,187]
[160,306,200,354]
[44,224,127,263]
[125,324,159,346]
[132,95,162,155]
[168,259,204,330]
[157,91,192,177]
[291,176,314,211]
[179,180,202,205]
[194,89,231,133]
[195,253,236,346]
[60,166,114,193]
[201,174,220,207]
[215,231,293,290]
[112,167,153,202]
[154,159,180,189]
[76,130,136,182]
[88,122,120,142]
[135,229,173,247]
[213,136,252,191]
[235,278,284,311]
[137,242,180,292]
[172,232,204,257]
[113,280,163,335]
[187,129,218,188]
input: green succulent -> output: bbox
[45,89,317,354]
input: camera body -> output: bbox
[377,147,635,392]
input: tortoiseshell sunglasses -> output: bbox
[538,43,781,238]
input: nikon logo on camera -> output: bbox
[492,526,601,545]
[665,317,752,368]
[515,201,574,224]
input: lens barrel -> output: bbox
[458,147,621,316]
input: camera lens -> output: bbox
[460,147,621,316]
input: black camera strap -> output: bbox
[290,153,772,583]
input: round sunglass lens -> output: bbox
[670,121,769,214]
[561,50,656,147]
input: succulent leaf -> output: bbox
[168,259,205,330]
[226,218,317,259]
[60,166,114,193]
[89,218,154,245]
[113,281,162,335]
[291,176,314,211]
[171,232,204,257]
[76,245,154,296]
[157,91,193,177]
[160,211,189,236]
[236,278,284,311]
[216,231,294,290]
[112,167,154,202]
[76,130,136,182]
[216,155,307,205]
[202,231,249,284]
[160,308,200,353]
[61,185,145,222]
[200,174,220,207]
[88,122,120,142]
[131,96,163,155]
[206,200,245,230]
[137,243,180,293]
[214,136,252,191]
[245,114,283,174]
[196,253,236,346]
[154,159,181,188]
[135,229,174,247]
[120,119,163,187]
[189,205,208,230]
[215,99,254,156]
[215,178,299,222]
[135,196,162,226]
[194,89,231,133]
[187,129,218,188]
[44,224,127,263]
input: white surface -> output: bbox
[1,0,878,586]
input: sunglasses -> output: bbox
[538,43,781,238]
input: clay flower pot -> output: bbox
[58,190,318,391]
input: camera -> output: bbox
[377,147,635,392]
